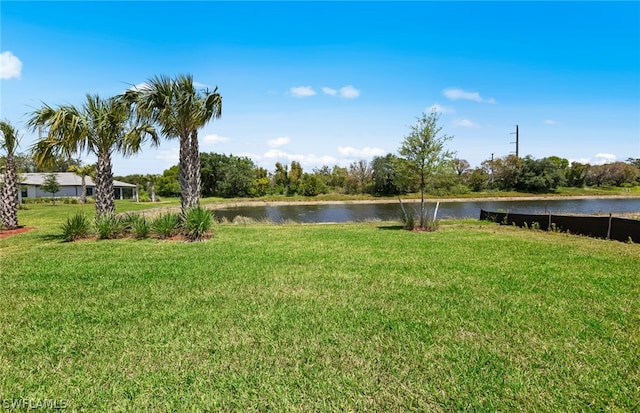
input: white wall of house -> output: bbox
[33,186,82,198]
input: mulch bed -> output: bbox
[0,226,35,239]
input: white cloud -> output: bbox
[155,147,179,163]
[238,151,262,160]
[339,85,360,99]
[290,86,316,97]
[203,134,230,144]
[263,149,337,166]
[267,136,291,147]
[0,51,22,80]
[455,119,480,128]
[568,154,618,165]
[193,81,208,88]
[594,153,616,165]
[568,158,591,165]
[264,149,289,159]
[443,88,495,103]
[322,87,337,96]
[428,103,455,114]
[544,119,557,125]
[337,146,386,158]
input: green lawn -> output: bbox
[1,204,639,411]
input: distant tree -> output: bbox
[451,158,471,177]
[586,162,639,187]
[288,161,303,195]
[68,163,96,204]
[200,152,256,198]
[146,174,160,202]
[156,165,180,197]
[0,120,21,229]
[252,167,270,197]
[329,165,348,192]
[626,157,640,169]
[566,162,590,187]
[41,172,60,204]
[399,111,454,229]
[468,167,490,192]
[312,165,332,188]
[371,153,404,196]
[491,155,522,191]
[516,156,566,193]
[300,173,327,196]
[547,155,569,170]
[273,162,289,195]
[219,156,255,198]
[346,160,373,194]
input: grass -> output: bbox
[1,204,639,411]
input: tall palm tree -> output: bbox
[0,120,21,229]
[68,163,96,204]
[27,94,158,217]
[124,74,222,212]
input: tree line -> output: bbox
[118,153,640,199]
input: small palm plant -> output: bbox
[95,214,126,240]
[61,212,91,242]
[182,206,214,242]
[151,212,181,239]
[126,213,151,239]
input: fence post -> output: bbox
[607,213,612,240]
[548,212,552,230]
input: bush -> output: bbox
[61,213,91,242]
[401,207,416,229]
[151,213,181,239]
[182,206,214,241]
[123,213,150,239]
[95,214,126,240]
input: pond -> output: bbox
[212,197,640,224]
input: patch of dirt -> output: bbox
[0,226,35,239]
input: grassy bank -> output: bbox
[1,206,639,411]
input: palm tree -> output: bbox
[146,173,160,202]
[27,94,158,217]
[68,163,96,204]
[124,74,222,213]
[0,120,21,229]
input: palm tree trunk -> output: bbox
[1,154,19,229]
[95,150,115,217]
[80,175,87,204]
[179,133,192,213]
[189,130,201,208]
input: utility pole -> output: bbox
[510,125,519,159]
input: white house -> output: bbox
[16,172,137,202]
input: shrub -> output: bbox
[401,208,416,229]
[182,206,214,241]
[61,213,91,242]
[95,214,126,240]
[151,213,181,239]
[124,213,150,239]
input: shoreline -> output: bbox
[206,194,640,210]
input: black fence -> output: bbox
[479,209,640,242]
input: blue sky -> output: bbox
[1,1,639,175]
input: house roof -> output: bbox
[18,172,136,188]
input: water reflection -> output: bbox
[213,198,640,224]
